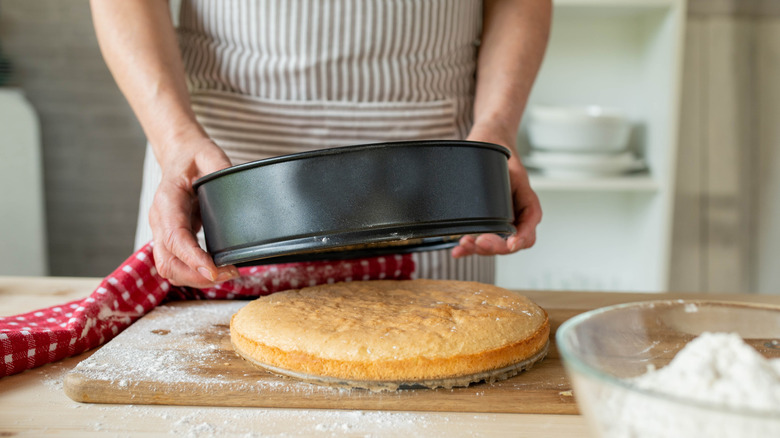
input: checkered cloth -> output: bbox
[0,242,414,378]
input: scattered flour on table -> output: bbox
[591,332,780,438]
[40,362,68,392]
[58,302,473,437]
[76,404,451,437]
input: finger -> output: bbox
[474,234,512,256]
[505,233,525,252]
[160,226,238,282]
[150,193,214,281]
[452,235,476,256]
[150,183,237,283]
[152,239,218,288]
[459,235,477,247]
[195,143,233,176]
[451,246,468,258]
[512,195,542,251]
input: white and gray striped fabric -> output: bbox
[135,0,496,284]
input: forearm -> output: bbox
[473,0,552,145]
[90,0,205,167]
[455,0,548,256]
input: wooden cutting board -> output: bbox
[64,300,582,414]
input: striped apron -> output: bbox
[135,0,496,283]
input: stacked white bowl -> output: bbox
[523,105,645,178]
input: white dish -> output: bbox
[527,105,632,153]
[523,150,646,179]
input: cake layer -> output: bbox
[230,279,550,383]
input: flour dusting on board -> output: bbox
[40,353,453,437]
[68,302,345,395]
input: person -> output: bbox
[90,0,550,289]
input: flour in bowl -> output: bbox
[631,332,780,413]
[582,332,780,438]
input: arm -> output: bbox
[90,0,238,287]
[453,0,551,258]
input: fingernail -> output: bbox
[217,271,237,282]
[198,267,216,281]
[510,238,524,252]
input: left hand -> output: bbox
[452,125,542,258]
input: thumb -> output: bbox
[195,142,233,176]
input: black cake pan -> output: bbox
[193,140,515,266]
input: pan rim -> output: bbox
[193,140,511,189]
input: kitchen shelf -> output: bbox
[495,0,685,293]
[529,174,659,192]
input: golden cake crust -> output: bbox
[230,279,550,383]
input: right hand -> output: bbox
[149,137,239,288]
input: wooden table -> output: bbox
[2,276,779,437]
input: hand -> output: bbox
[452,126,542,258]
[149,136,240,287]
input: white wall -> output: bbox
[0,1,146,277]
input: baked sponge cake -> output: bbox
[230,279,549,390]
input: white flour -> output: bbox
[631,332,780,412]
[50,302,483,437]
[35,357,458,438]
[68,302,343,395]
[585,332,780,438]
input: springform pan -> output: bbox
[194,140,515,266]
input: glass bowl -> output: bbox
[556,300,780,438]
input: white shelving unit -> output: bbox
[530,175,659,192]
[495,0,686,292]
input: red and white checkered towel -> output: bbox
[0,242,414,378]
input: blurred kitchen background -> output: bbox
[0,0,777,294]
